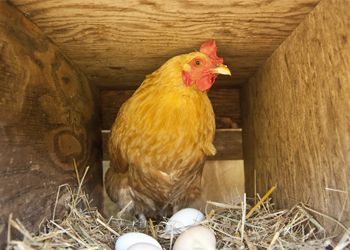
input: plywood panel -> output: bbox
[0,2,103,246]
[242,0,350,233]
[10,0,320,89]
[102,130,242,161]
[199,160,244,206]
[100,88,241,130]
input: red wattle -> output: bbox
[196,75,216,91]
[182,71,192,86]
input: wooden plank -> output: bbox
[212,130,242,160]
[242,0,350,233]
[100,88,241,130]
[208,89,241,129]
[102,130,242,161]
[0,2,103,246]
[10,0,320,88]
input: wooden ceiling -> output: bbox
[10,0,320,89]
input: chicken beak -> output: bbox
[212,64,231,76]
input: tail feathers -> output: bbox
[108,138,129,173]
[105,168,134,214]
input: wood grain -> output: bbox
[10,0,320,89]
[242,0,350,233]
[0,2,103,246]
[102,130,242,161]
[100,88,241,130]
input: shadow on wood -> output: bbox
[0,2,103,246]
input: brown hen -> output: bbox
[105,40,231,220]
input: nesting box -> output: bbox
[0,0,349,248]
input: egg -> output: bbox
[173,226,216,250]
[165,208,205,235]
[127,242,162,250]
[115,232,162,250]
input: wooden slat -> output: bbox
[99,88,241,130]
[0,2,103,246]
[102,129,242,161]
[10,0,320,88]
[208,89,241,129]
[212,130,242,160]
[242,0,350,232]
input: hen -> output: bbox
[105,40,231,220]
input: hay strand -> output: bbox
[246,185,276,218]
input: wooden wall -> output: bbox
[0,2,103,246]
[242,0,350,233]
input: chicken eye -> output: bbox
[195,60,201,65]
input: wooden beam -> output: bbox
[99,88,241,130]
[102,129,242,161]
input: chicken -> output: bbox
[105,40,231,220]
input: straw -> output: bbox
[6,169,349,250]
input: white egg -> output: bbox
[173,226,216,250]
[165,208,205,235]
[115,232,162,250]
[127,242,162,250]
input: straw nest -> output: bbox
[6,167,350,250]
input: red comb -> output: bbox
[200,40,224,64]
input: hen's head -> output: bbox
[181,40,231,91]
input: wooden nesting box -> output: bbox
[0,0,349,247]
